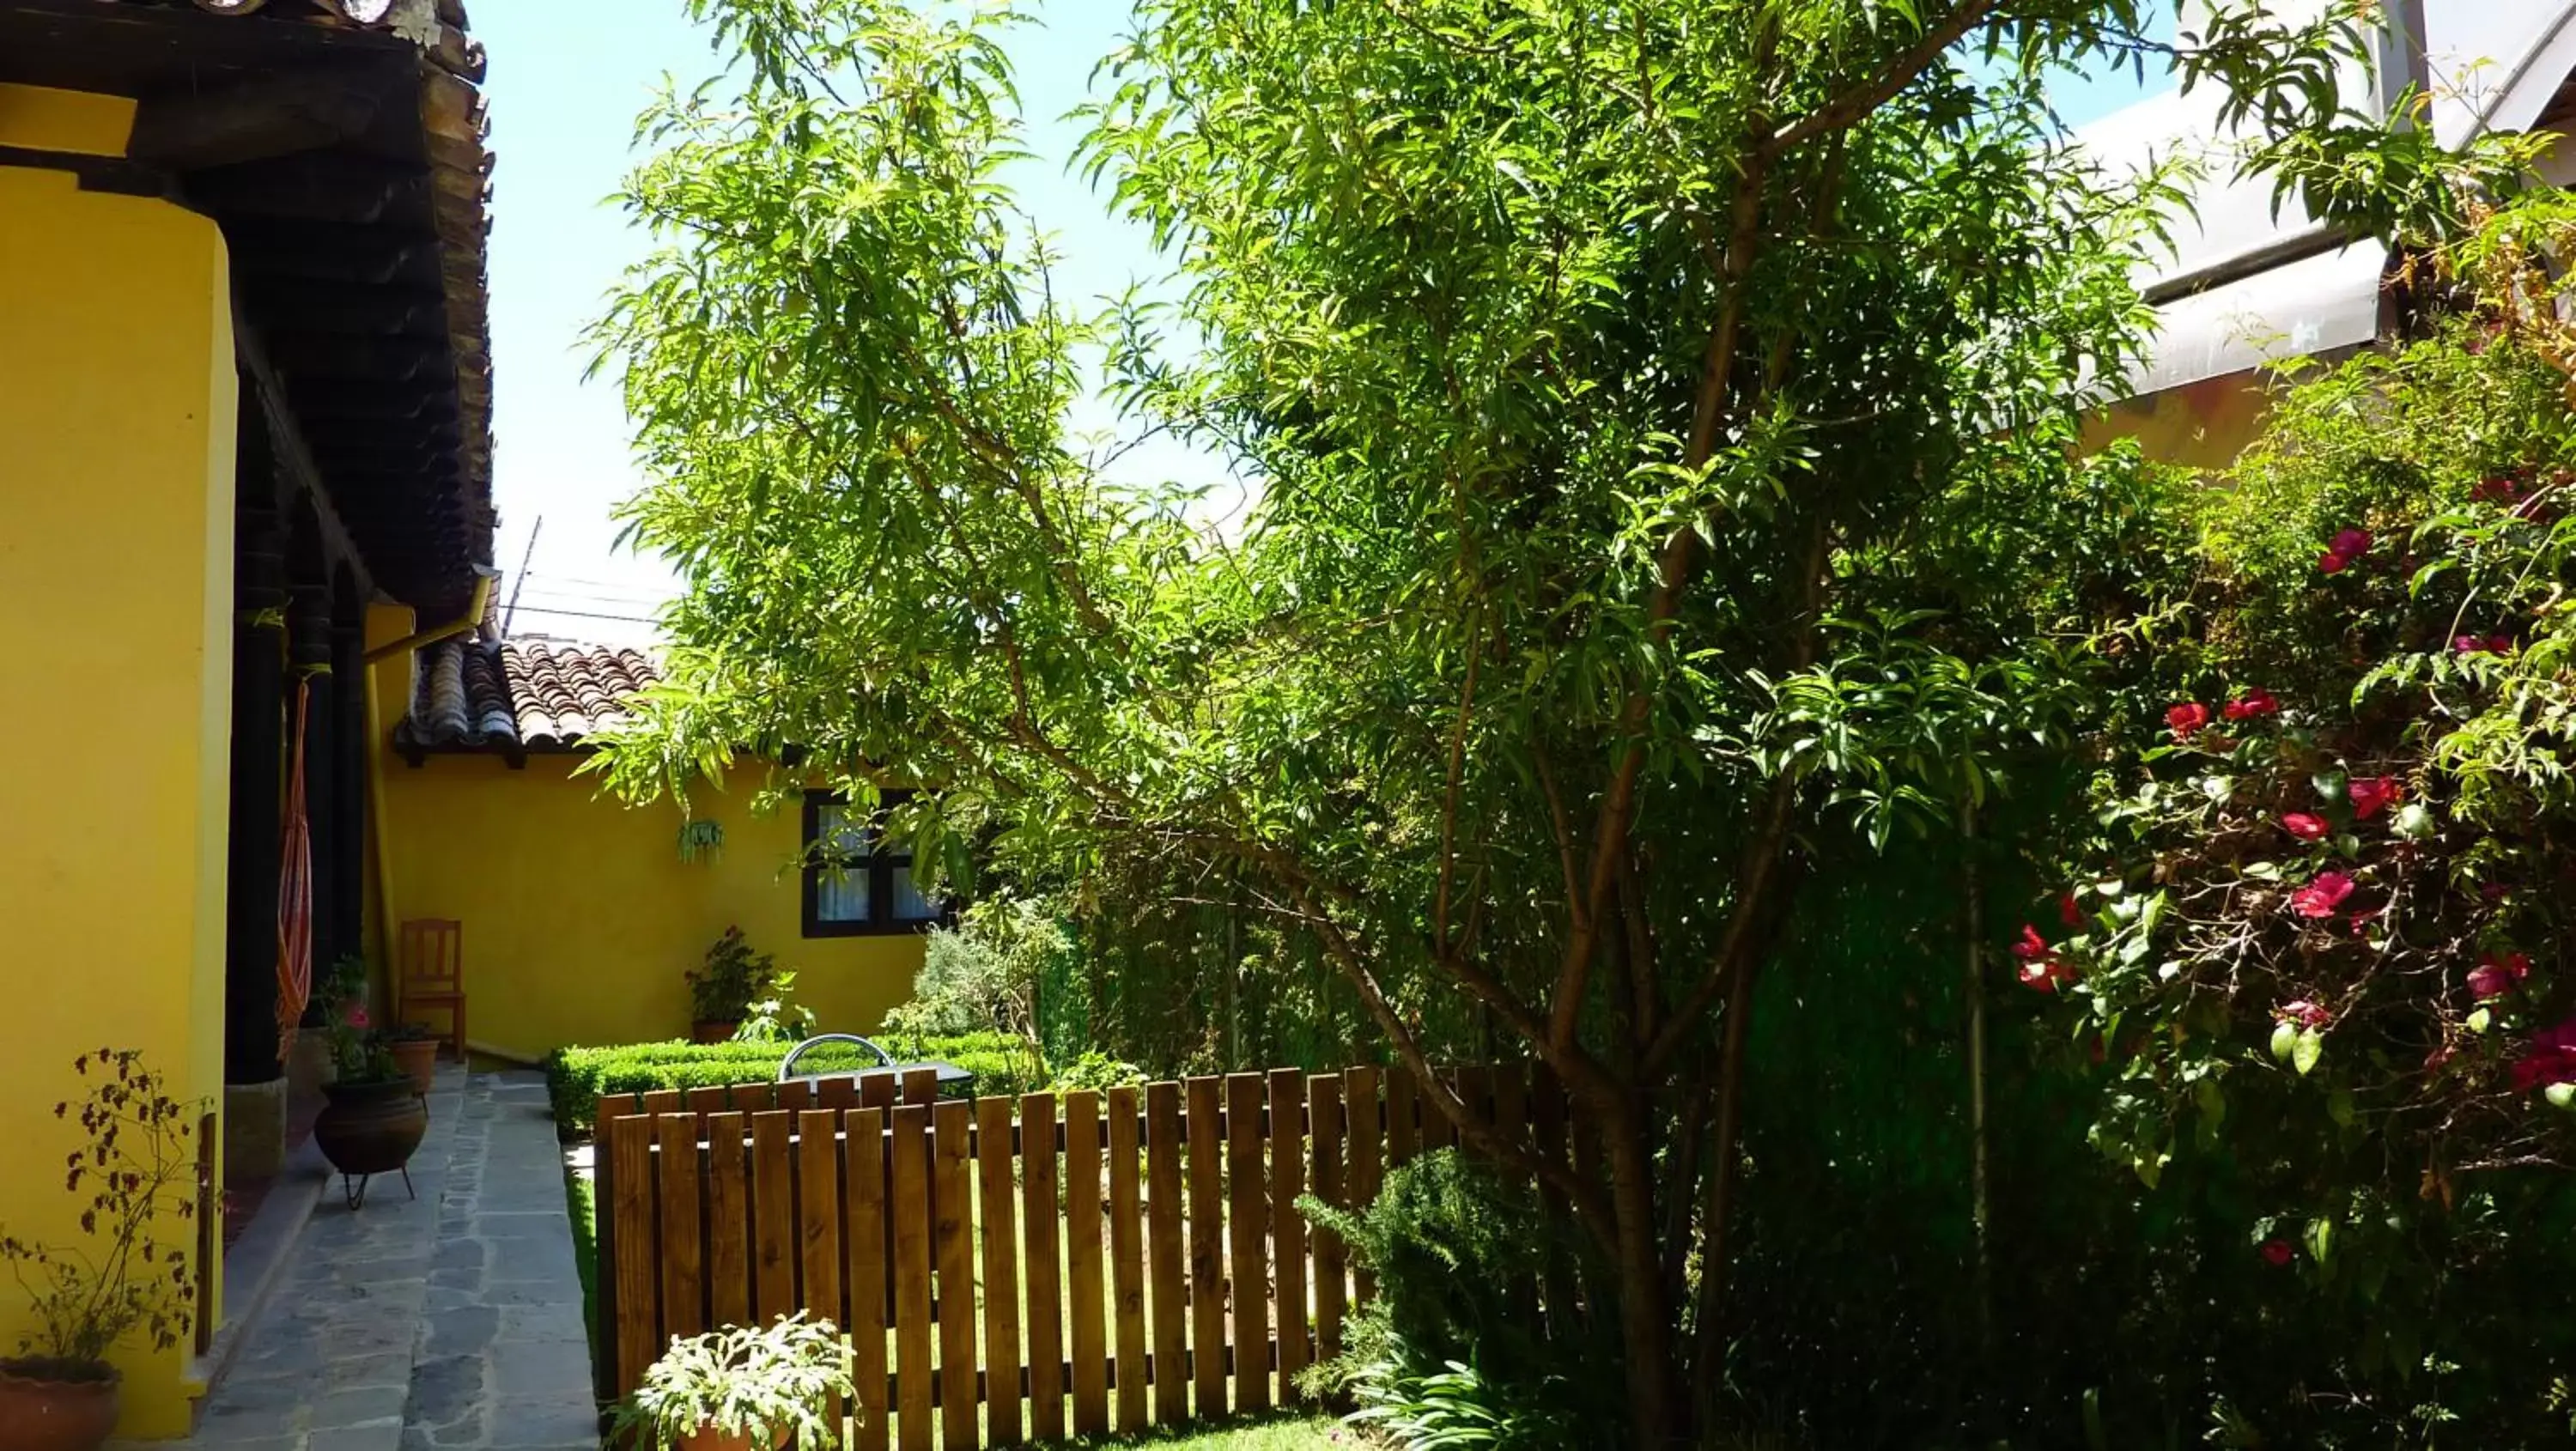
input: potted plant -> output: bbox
[0,1050,202,1451]
[611,1314,854,1451]
[384,1022,440,1096]
[686,928,778,1043]
[311,1003,428,1207]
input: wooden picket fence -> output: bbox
[595,1062,1569,1449]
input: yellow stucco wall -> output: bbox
[380,754,925,1059]
[0,97,236,1437]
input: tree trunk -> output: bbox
[1605,1098,1680,1449]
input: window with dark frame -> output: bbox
[801,789,946,937]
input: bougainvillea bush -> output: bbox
[2020,202,2576,1444]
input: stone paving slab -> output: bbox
[118,1066,597,1451]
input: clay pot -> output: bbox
[691,1021,739,1045]
[313,1078,428,1179]
[0,1360,120,1451]
[388,1037,439,1096]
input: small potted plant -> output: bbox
[611,1314,854,1451]
[312,1003,428,1207]
[384,1021,440,1096]
[0,1050,202,1451]
[686,928,778,1044]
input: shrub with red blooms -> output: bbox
[2018,202,2576,1445]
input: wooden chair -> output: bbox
[398,918,467,1061]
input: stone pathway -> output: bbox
[137,1066,597,1451]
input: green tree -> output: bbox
[592,3,2409,1440]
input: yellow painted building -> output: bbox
[375,638,926,1059]
[0,88,238,1438]
[0,0,496,1434]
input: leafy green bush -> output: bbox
[545,1032,1036,1132]
[1301,1150,1615,1449]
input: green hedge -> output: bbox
[546,1033,1038,1133]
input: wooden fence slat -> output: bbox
[1144,1082,1188,1425]
[862,1072,899,1112]
[1066,1090,1109,1436]
[1386,1069,1418,1168]
[705,1112,750,1330]
[847,1106,890,1451]
[1344,1067,1382,1305]
[1308,1075,1346,1363]
[975,1096,1024,1447]
[1424,1067,1461,1152]
[797,1109,846,1436]
[751,1112,798,1321]
[1530,1065,1577,1338]
[641,1088,684,1119]
[818,1075,860,1109]
[890,1103,936,1451]
[1107,1086,1147,1433]
[1020,1092,1065,1442]
[1185,1077,1225,1418]
[779,1078,815,1112]
[608,1114,658,1396]
[1268,1069,1308,1399]
[1225,1072,1270,1413]
[655,1114,707,1342]
[903,1066,939,1106]
[686,1084,731,1118]
[932,1101,977,1451]
[727,1084,769,1114]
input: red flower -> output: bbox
[2330,527,2372,559]
[2290,871,2356,919]
[2277,999,2330,1029]
[2166,701,2212,741]
[2222,688,2280,721]
[2281,812,2329,841]
[2509,1018,2576,1093]
[2347,777,2402,820]
[2489,634,2515,655]
[2468,952,2531,1001]
[2059,893,2084,928]
[2454,634,2488,654]
[2010,925,2075,993]
[2260,1239,2296,1266]
[2474,476,2521,506]
[346,1005,370,1029]
[2318,549,2351,574]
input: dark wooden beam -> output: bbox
[0,144,172,197]
[189,153,432,228]
[264,332,447,381]
[129,66,380,171]
[226,219,439,288]
[234,309,375,603]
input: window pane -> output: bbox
[812,802,873,922]
[890,862,937,921]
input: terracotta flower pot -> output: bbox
[0,1360,121,1451]
[313,1078,428,1179]
[691,1021,739,1045]
[388,1037,439,1095]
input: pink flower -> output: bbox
[2222,688,2281,721]
[2277,999,2330,1029]
[2318,549,2351,574]
[2260,1239,2296,1266]
[2166,701,2212,741]
[2281,812,2329,841]
[2467,952,2530,1001]
[2348,777,2403,820]
[2330,527,2372,559]
[346,1005,370,1029]
[2290,871,2356,919]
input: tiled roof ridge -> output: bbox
[396,636,662,754]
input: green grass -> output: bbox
[565,1160,598,1366]
[1062,1412,1353,1448]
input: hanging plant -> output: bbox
[677,819,724,865]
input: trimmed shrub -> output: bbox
[545,1032,1036,1132]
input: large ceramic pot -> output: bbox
[313,1078,428,1178]
[673,1424,783,1451]
[387,1037,439,1096]
[0,1359,120,1451]
[691,1021,739,1045]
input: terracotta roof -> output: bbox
[397,639,660,755]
